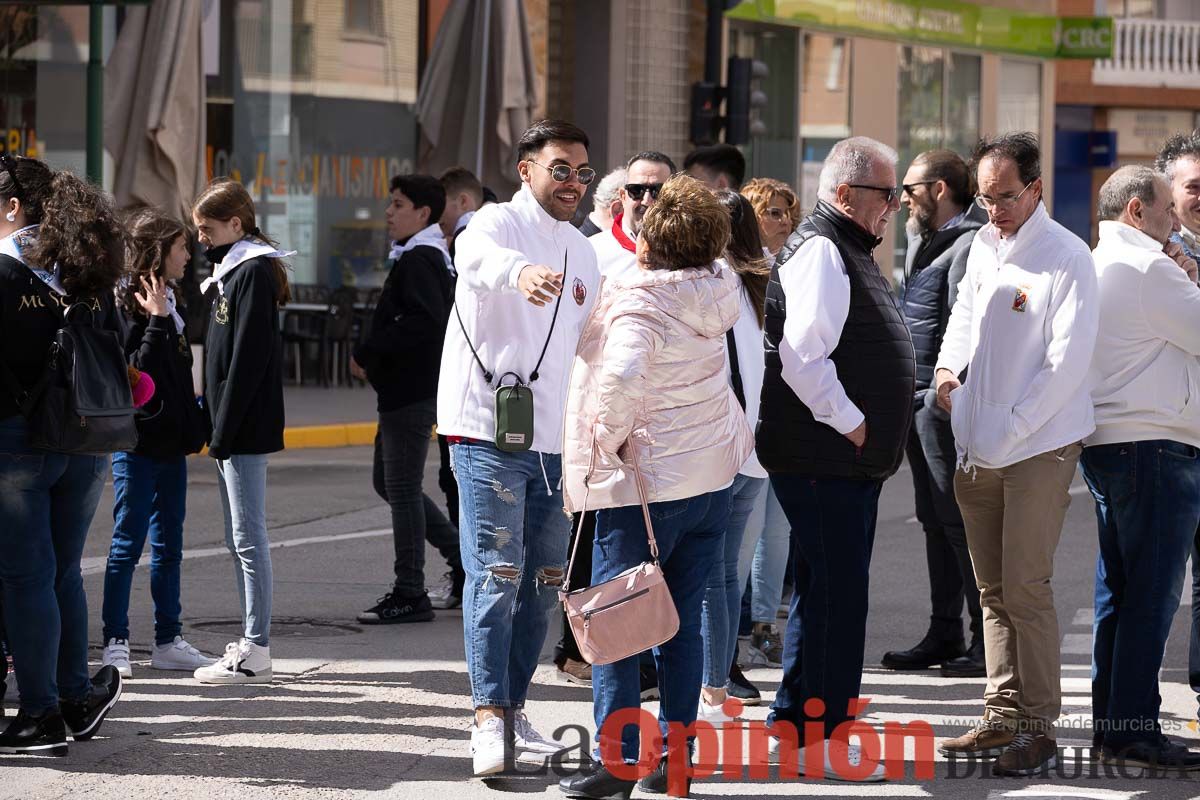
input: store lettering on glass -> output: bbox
[205,147,411,199]
[2,128,38,158]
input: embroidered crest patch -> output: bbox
[573,277,586,306]
[1011,285,1030,313]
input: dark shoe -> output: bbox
[939,718,1015,757]
[881,629,965,670]
[640,664,659,702]
[357,591,435,624]
[992,733,1057,776]
[556,657,592,687]
[1102,736,1200,771]
[727,661,761,706]
[61,665,123,741]
[0,709,68,756]
[559,757,635,799]
[940,638,985,678]
[637,752,693,796]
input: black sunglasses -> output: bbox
[0,154,24,200]
[902,181,937,197]
[624,183,664,202]
[848,184,901,204]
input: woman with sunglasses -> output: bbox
[742,177,802,257]
[0,155,126,755]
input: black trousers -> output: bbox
[555,511,595,664]
[906,399,982,640]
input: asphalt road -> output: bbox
[2,445,1198,799]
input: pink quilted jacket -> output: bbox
[562,263,754,512]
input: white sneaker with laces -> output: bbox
[512,709,566,757]
[152,636,217,671]
[428,571,462,610]
[698,698,738,727]
[102,638,132,679]
[193,639,272,684]
[767,736,887,781]
[470,716,507,776]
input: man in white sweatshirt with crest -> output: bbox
[933,132,1098,776]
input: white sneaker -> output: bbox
[512,709,566,757]
[193,639,272,684]
[737,635,771,668]
[101,638,132,679]
[470,716,507,776]
[428,571,463,610]
[767,736,887,781]
[698,698,738,727]
[152,636,217,671]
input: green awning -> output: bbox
[726,0,1114,59]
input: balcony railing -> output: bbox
[1093,18,1200,89]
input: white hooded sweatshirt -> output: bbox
[935,202,1098,470]
[436,185,600,454]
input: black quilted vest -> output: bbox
[756,201,915,480]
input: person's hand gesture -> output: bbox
[1164,241,1199,284]
[518,265,563,307]
[135,273,170,317]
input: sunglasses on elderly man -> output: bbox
[624,183,664,202]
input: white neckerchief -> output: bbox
[388,223,451,269]
[0,224,65,294]
[200,238,296,295]
[165,286,185,334]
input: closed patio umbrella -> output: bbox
[415,0,539,196]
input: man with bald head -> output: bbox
[1083,165,1200,770]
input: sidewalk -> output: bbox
[283,384,380,448]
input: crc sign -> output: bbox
[1054,17,1114,59]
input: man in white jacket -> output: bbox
[437,119,601,777]
[1084,165,1200,771]
[590,151,675,283]
[934,132,1098,775]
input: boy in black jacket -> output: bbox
[351,174,461,624]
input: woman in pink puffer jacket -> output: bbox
[558,175,753,792]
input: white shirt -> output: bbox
[437,185,600,454]
[936,203,1098,469]
[1088,220,1200,448]
[718,260,768,479]
[774,237,863,435]
[589,216,640,284]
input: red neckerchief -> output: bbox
[611,213,636,254]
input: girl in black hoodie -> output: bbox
[191,179,290,685]
[99,208,216,680]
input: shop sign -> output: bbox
[726,0,1113,59]
[1108,109,1198,157]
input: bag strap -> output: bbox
[454,250,569,388]
[562,434,659,592]
[725,329,745,411]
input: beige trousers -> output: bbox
[953,443,1081,733]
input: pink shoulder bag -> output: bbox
[559,440,679,666]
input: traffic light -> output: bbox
[725,56,768,146]
[689,82,723,147]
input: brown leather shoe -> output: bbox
[939,718,1015,756]
[555,657,592,687]
[992,732,1058,776]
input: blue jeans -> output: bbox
[1082,441,1200,748]
[216,454,272,646]
[769,476,881,739]
[701,475,766,687]
[592,487,731,763]
[0,416,106,713]
[102,452,188,645]
[738,482,791,626]
[451,442,570,708]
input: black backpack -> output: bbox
[2,302,138,455]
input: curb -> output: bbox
[283,422,378,449]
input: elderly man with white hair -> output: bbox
[578,166,625,238]
[756,136,914,782]
[1083,165,1200,771]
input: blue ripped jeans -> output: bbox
[451,441,571,709]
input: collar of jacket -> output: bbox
[975,201,1049,262]
[1099,219,1168,252]
[610,213,637,253]
[512,184,573,238]
[811,200,883,251]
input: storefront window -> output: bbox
[798,34,851,214]
[998,59,1042,137]
[205,0,419,288]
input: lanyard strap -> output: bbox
[455,250,569,387]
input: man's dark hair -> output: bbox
[683,144,746,187]
[439,166,484,205]
[1156,129,1200,180]
[516,119,590,162]
[389,174,446,225]
[482,186,498,204]
[913,149,974,208]
[626,151,677,174]
[971,132,1040,185]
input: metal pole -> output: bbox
[86,0,103,184]
[705,0,723,85]
[474,0,493,178]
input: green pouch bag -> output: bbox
[495,378,534,452]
